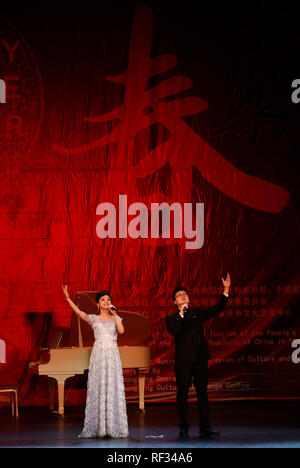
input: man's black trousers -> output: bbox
[175,360,211,431]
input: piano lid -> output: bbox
[68,291,152,347]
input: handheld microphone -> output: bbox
[109,304,118,312]
[180,303,188,315]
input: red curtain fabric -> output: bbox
[0,3,299,407]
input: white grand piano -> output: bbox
[30,291,151,416]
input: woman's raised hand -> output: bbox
[62,284,70,299]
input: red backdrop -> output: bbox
[0,2,299,408]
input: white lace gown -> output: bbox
[79,314,129,438]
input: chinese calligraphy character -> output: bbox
[53,4,290,214]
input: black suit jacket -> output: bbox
[165,294,229,365]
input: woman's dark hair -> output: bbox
[95,290,111,304]
[172,286,189,301]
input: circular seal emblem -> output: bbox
[0,16,44,176]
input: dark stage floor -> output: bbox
[0,401,299,448]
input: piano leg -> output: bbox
[56,376,70,416]
[48,378,56,411]
[136,368,148,414]
[49,375,74,416]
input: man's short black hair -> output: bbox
[95,290,111,304]
[172,286,189,302]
